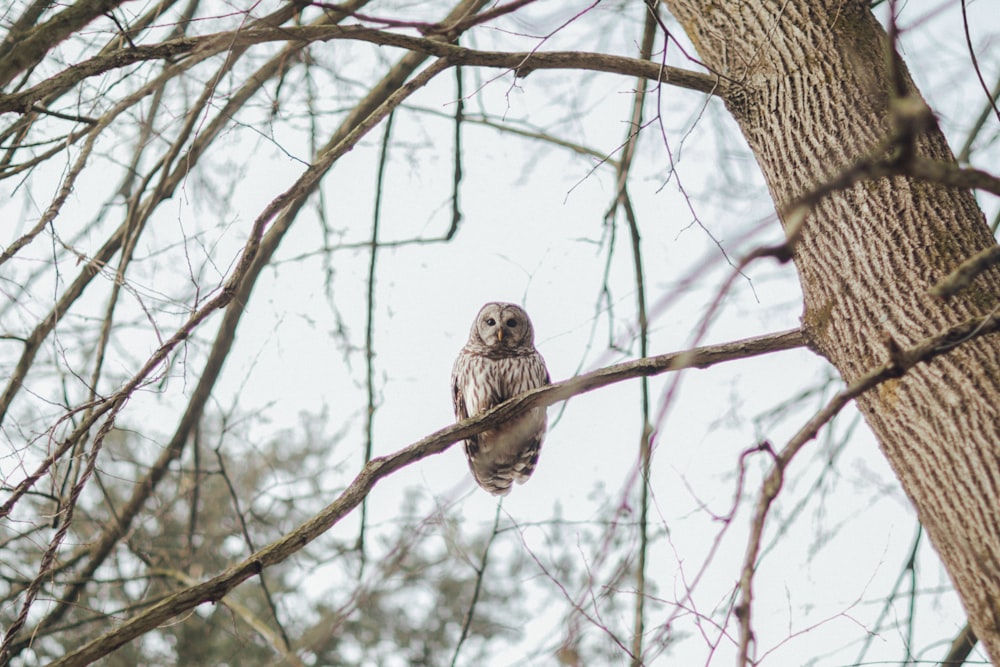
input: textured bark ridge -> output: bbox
[666,0,1000,658]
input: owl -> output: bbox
[451,302,551,495]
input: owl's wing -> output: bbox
[451,353,471,422]
[452,351,492,477]
[526,350,551,389]
[452,376,468,422]
[539,358,551,387]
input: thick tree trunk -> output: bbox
[665,0,1000,661]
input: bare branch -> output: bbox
[612,4,659,663]
[959,0,1000,133]
[939,623,978,667]
[735,310,1000,666]
[357,109,396,573]
[162,569,307,667]
[0,25,726,114]
[48,328,806,666]
[450,502,502,667]
[904,156,1000,197]
[0,0,130,88]
[931,245,1000,299]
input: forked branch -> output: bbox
[735,310,1000,666]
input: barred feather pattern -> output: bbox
[451,303,550,495]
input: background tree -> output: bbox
[1,1,998,666]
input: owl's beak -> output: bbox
[496,328,504,342]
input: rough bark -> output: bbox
[664,0,1000,661]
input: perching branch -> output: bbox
[42,297,1000,667]
[48,327,806,667]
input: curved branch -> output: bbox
[735,310,1000,666]
[0,24,726,114]
[48,327,807,667]
[0,0,129,88]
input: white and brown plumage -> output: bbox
[451,302,550,495]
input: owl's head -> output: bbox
[469,302,535,350]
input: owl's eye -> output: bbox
[506,318,518,327]
[486,317,496,326]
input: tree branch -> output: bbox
[7,2,483,655]
[47,327,806,667]
[931,245,1000,298]
[939,622,978,667]
[735,310,1000,666]
[0,0,129,88]
[0,25,726,114]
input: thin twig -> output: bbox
[358,110,395,575]
[960,0,1000,130]
[617,4,658,663]
[448,66,464,239]
[450,501,503,667]
[213,446,293,654]
[956,74,1000,164]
